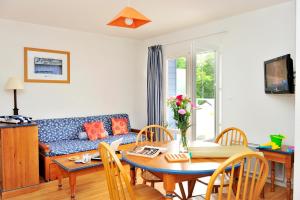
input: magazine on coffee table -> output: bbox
[91,138,123,161]
[127,146,167,158]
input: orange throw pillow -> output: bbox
[112,118,129,135]
[83,121,107,141]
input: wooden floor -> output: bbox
[6,166,288,200]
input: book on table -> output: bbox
[127,146,167,158]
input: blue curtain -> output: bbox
[147,45,164,125]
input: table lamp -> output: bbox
[5,77,24,115]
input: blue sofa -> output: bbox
[36,113,139,181]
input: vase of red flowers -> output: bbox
[167,95,195,152]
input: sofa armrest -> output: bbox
[39,142,50,154]
[130,128,140,133]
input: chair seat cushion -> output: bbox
[46,132,137,156]
[141,170,161,182]
[133,184,164,200]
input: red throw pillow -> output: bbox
[83,121,107,141]
[111,118,129,135]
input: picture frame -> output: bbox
[24,47,70,83]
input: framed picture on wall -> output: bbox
[24,47,70,83]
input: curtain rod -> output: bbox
[158,30,228,46]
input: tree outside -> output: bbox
[196,52,215,104]
[175,53,215,103]
[176,57,186,69]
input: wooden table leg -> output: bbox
[130,165,136,185]
[271,161,275,192]
[163,174,176,200]
[178,182,186,200]
[69,173,76,199]
[58,172,63,190]
[285,163,292,200]
[187,180,196,198]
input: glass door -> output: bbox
[166,56,188,129]
[164,42,219,141]
[192,51,217,140]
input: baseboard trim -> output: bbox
[1,184,40,199]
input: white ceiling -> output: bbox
[0,0,291,40]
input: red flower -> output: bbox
[176,100,181,106]
[176,95,183,101]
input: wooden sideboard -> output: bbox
[257,145,294,200]
[0,123,39,199]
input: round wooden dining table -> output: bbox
[122,140,228,200]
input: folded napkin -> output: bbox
[189,145,253,158]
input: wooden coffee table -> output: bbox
[53,157,103,199]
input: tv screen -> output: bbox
[264,54,294,94]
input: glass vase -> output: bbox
[179,129,188,153]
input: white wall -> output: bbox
[0,19,144,128]
[141,1,295,145]
[293,0,299,198]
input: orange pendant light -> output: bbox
[107,6,151,28]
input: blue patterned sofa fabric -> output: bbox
[46,132,137,156]
[35,113,131,143]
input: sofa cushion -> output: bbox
[106,114,131,135]
[36,113,131,143]
[45,132,137,156]
[84,121,107,140]
[112,118,129,135]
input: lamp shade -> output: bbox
[107,6,151,28]
[5,77,24,90]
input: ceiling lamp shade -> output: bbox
[107,6,151,28]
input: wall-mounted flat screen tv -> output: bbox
[264,54,294,94]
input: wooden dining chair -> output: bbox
[136,125,186,199]
[99,142,164,200]
[197,127,249,194]
[215,127,248,147]
[205,152,269,200]
[136,124,174,145]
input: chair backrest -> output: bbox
[205,152,269,200]
[136,124,174,145]
[99,142,135,200]
[215,127,248,146]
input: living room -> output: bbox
[0,0,299,199]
